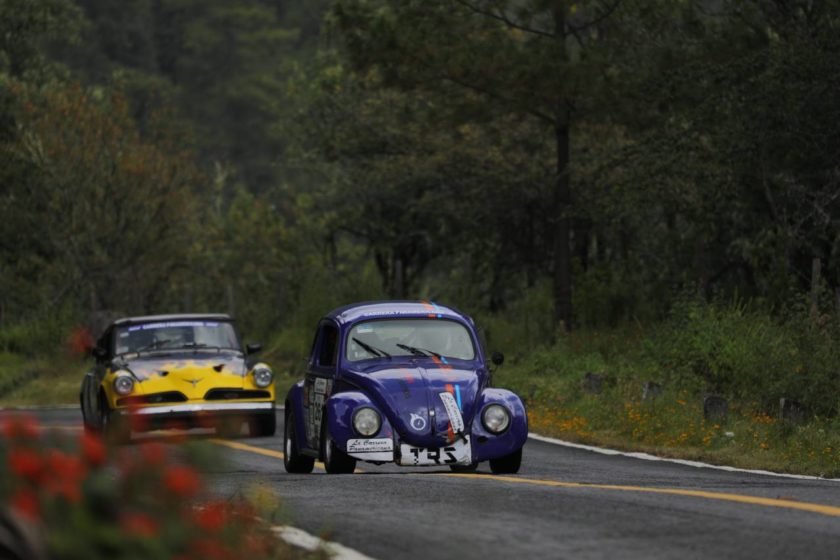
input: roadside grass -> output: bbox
[0,352,86,407]
[496,314,840,478]
[0,353,30,392]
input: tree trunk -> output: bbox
[393,256,405,299]
[552,3,573,331]
[553,110,573,331]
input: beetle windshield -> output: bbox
[114,320,241,355]
[346,319,475,362]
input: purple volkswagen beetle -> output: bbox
[283,301,527,474]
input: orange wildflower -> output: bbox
[121,512,160,538]
[164,465,201,498]
[194,502,227,531]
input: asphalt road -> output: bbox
[21,408,840,559]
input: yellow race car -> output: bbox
[80,314,276,442]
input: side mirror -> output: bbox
[245,343,262,355]
[91,347,108,361]
[491,352,505,366]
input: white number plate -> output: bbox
[399,436,471,466]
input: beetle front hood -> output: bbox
[342,362,483,447]
[114,354,248,399]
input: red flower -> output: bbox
[193,502,227,532]
[8,449,43,483]
[139,442,166,465]
[163,465,201,498]
[66,326,94,356]
[2,414,39,440]
[46,450,86,481]
[43,450,86,503]
[128,404,149,433]
[80,431,107,467]
[120,512,159,538]
[9,490,39,521]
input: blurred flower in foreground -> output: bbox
[0,414,291,560]
[66,326,94,357]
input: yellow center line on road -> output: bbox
[445,473,840,518]
[200,439,840,518]
[210,438,332,471]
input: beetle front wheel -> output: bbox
[320,411,356,474]
[489,448,522,474]
[283,413,314,474]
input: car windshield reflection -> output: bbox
[114,320,241,356]
[345,319,475,362]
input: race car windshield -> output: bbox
[346,319,475,362]
[114,321,241,356]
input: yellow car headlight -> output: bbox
[253,366,273,388]
[113,373,135,396]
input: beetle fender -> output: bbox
[285,381,307,449]
[471,388,528,462]
[326,391,395,451]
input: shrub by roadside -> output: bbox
[496,302,840,478]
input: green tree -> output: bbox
[0,82,200,320]
[330,0,649,329]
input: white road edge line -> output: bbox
[528,433,840,482]
[272,525,376,560]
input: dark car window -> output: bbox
[346,318,475,362]
[114,320,240,355]
[317,323,338,368]
[95,327,113,360]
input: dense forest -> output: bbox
[2,0,840,354]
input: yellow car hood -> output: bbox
[118,355,248,398]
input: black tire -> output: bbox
[100,399,130,445]
[250,412,277,437]
[283,413,315,474]
[81,395,98,435]
[489,448,522,474]
[449,461,479,473]
[320,411,356,474]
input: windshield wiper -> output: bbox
[353,337,390,358]
[396,343,442,359]
[135,339,174,353]
[178,342,222,352]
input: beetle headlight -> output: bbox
[113,374,135,396]
[352,407,381,437]
[253,366,273,388]
[482,404,510,434]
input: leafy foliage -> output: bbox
[0,415,296,559]
[0,82,199,319]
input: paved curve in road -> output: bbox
[22,408,840,559]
